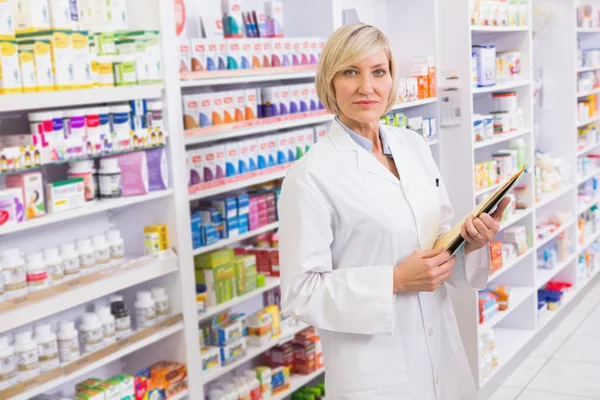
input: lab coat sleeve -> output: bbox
[278,174,395,336]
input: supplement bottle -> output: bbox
[57,321,80,363]
[98,106,111,142]
[68,161,95,201]
[91,162,100,199]
[148,101,164,139]
[33,323,59,371]
[134,291,156,330]
[26,252,48,292]
[209,389,225,400]
[28,111,54,139]
[63,108,87,142]
[14,331,40,381]
[99,157,122,198]
[110,104,132,145]
[151,286,169,322]
[76,238,97,275]
[244,371,262,400]
[111,299,132,340]
[0,248,27,299]
[85,108,102,148]
[222,383,239,400]
[97,306,116,346]
[107,229,125,260]
[60,243,81,280]
[79,313,103,354]
[43,247,65,284]
[0,335,17,389]
[234,376,251,400]
[51,111,66,144]
[92,234,110,267]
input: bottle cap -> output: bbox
[68,160,92,173]
[151,287,166,300]
[58,321,76,333]
[76,238,93,252]
[97,306,113,319]
[28,111,53,121]
[43,247,60,260]
[109,294,123,304]
[92,234,107,247]
[81,312,100,327]
[0,248,20,260]
[107,230,122,243]
[52,111,64,119]
[111,301,128,315]
[110,104,131,114]
[136,291,153,304]
[63,109,86,118]
[14,331,32,344]
[34,323,52,337]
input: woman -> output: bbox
[278,23,510,400]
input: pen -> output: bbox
[436,178,439,187]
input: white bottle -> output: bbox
[0,335,17,389]
[60,243,81,280]
[25,252,48,292]
[244,371,261,399]
[33,323,60,372]
[97,306,116,346]
[43,247,64,285]
[0,248,27,299]
[92,234,111,267]
[99,157,122,199]
[76,238,97,275]
[79,313,104,354]
[135,291,156,330]
[222,383,239,400]
[151,287,169,322]
[13,331,40,381]
[57,321,80,363]
[209,389,225,400]
[234,376,251,400]
[107,229,125,260]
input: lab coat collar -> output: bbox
[328,119,400,185]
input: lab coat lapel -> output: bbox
[327,120,400,185]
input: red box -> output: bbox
[293,338,316,375]
[268,248,280,277]
[247,248,272,276]
[269,342,295,369]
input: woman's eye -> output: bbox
[343,70,357,76]
[374,69,387,77]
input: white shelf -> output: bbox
[577,168,600,185]
[473,129,530,150]
[576,115,600,127]
[180,67,317,87]
[193,223,279,256]
[200,323,309,384]
[577,27,600,33]
[500,208,532,231]
[471,25,530,32]
[475,182,503,198]
[0,250,179,333]
[479,286,533,331]
[577,141,600,156]
[535,219,575,249]
[489,247,534,282]
[189,164,291,201]
[472,80,532,94]
[272,369,325,400]
[577,229,600,253]
[198,276,280,323]
[577,65,600,73]
[536,253,577,289]
[577,87,600,98]
[427,139,440,146]
[0,85,164,112]
[389,97,438,111]
[536,185,574,209]
[0,189,173,236]
[578,195,600,214]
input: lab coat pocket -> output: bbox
[412,184,440,250]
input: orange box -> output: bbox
[149,361,188,397]
[310,335,324,369]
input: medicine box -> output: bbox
[212,319,244,346]
[473,45,496,87]
[0,40,21,93]
[235,254,257,295]
[255,366,272,396]
[200,346,221,373]
[265,0,284,37]
[6,171,46,219]
[25,30,76,90]
[247,309,272,346]
[94,382,120,400]
[183,94,200,129]
[108,374,135,400]
[219,336,247,365]
[202,224,219,246]
[45,178,85,213]
[195,248,235,269]
[76,378,104,392]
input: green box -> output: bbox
[75,388,105,400]
[196,262,237,306]
[109,374,135,400]
[235,255,258,295]
[194,248,235,269]
[96,32,116,55]
[95,382,120,400]
[76,378,103,392]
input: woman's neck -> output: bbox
[338,113,381,147]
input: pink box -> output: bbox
[116,152,149,196]
[5,171,46,219]
[249,196,259,231]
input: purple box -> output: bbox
[116,151,149,196]
[146,147,169,191]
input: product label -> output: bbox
[115,316,131,339]
[79,252,96,273]
[155,300,169,320]
[99,173,122,198]
[99,113,111,137]
[16,348,39,374]
[109,243,125,259]
[67,115,86,140]
[96,248,110,264]
[48,262,64,283]
[102,322,116,341]
[37,340,59,371]
[58,337,79,362]
[0,352,17,381]
[63,257,80,277]
[135,306,156,329]
[80,327,103,354]
[2,265,27,296]
[33,40,54,90]
[27,271,48,291]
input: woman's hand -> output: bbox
[393,248,456,293]
[462,197,511,255]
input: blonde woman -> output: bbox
[278,23,510,399]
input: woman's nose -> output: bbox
[358,75,374,95]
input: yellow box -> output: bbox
[24,30,74,90]
[72,31,93,88]
[0,40,21,93]
[143,224,169,254]
[194,248,235,269]
[0,0,15,39]
[18,45,35,91]
[264,305,281,338]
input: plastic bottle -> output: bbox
[107,229,125,260]
[508,138,526,169]
[13,331,40,381]
[92,234,111,267]
[0,335,17,389]
[151,287,169,322]
[91,161,100,199]
[111,299,132,340]
[33,323,59,371]
[209,389,225,400]
[135,291,156,330]
[0,248,27,299]
[222,383,239,400]
[76,238,97,275]
[60,243,81,280]
[99,157,122,199]
[97,306,116,345]
[234,376,251,400]
[57,321,80,363]
[244,371,262,400]
[79,313,104,354]
[43,247,64,285]
[26,252,48,292]
[68,160,95,201]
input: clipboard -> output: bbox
[433,164,528,256]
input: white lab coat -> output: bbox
[278,121,490,400]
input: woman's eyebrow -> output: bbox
[371,63,386,68]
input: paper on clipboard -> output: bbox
[433,164,528,256]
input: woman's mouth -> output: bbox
[354,100,378,108]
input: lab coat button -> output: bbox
[428,329,434,337]
[435,376,440,385]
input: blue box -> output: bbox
[236,194,249,215]
[238,214,249,235]
[212,197,238,220]
[227,217,239,238]
[196,207,222,225]
[191,213,204,249]
[202,225,220,246]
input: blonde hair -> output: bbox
[316,23,398,115]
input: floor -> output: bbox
[488,278,600,399]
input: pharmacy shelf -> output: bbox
[180,66,317,87]
[0,250,178,333]
[576,114,600,128]
[200,323,309,384]
[489,247,534,282]
[272,369,325,400]
[192,222,280,256]
[475,182,503,198]
[500,208,532,231]
[189,164,291,201]
[578,195,600,215]
[536,253,577,289]
[0,189,173,237]
[577,229,600,253]
[577,141,600,156]
[535,219,575,249]
[471,25,530,32]
[471,80,532,94]
[577,65,600,73]
[198,276,280,323]
[427,139,440,146]
[0,85,164,113]
[389,97,438,111]
[184,111,333,146]
[479,286,533,331]
[473,129,530,150]
[5,317,184,400]
[577,168,600,185]
[536,184,575,209]
[577,28,600,33]
[577,87,600,98]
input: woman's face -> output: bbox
[333,49,393,124]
